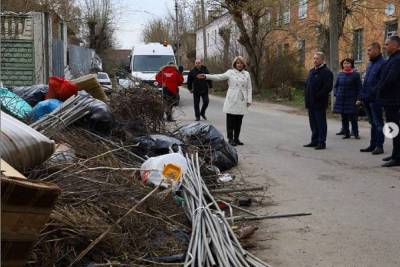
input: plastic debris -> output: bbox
[0,87,33,120]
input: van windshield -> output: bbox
[133,55,175,72]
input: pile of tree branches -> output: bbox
[28,128,188,266]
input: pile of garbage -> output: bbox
[28,129,189,266]
[1,75,273,266]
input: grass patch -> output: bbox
[253,87,305,109]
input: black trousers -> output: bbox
[193,93,209,119]
[384,106,400,161]
[341,113,359,136]
[163,88,178,119]
[308,108,327,145]
[226,113,244,141]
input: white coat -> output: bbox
[206,69,252,115]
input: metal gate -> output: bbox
[0,40,35,87]
[0,13,36,87]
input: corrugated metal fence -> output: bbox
[68,44,102,78]
[52,39,64,77]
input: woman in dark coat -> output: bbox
[333,58,362,139]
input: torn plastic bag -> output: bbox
[140,150,187,189]
[30,99,63,122]
[11,84,48,107]
[0,87,33,120]
[46,76,78,101]
[46,143,76,170]
[131,134,183,157]
[75,91,115,134]
[174,122,238,171]
[0,112,55,171]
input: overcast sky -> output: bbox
[112,0,173,49]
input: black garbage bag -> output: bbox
[75,91,115,134]
[11,84,48,107]
[130,134,183,157]
[174,122,238,171]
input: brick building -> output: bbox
[269,0,400,73]
[197,1,399,76]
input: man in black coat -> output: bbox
[187,59,212,121]
[376,36,400,167]
[304,52,334,150]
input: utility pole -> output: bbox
[329,0,339,109]
[201,0,207,60]
[175,0,180,65]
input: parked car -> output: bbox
[182,70,190,84]
[96,72,112,94]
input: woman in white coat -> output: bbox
[197,56,252,146]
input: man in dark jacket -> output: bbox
[376,36,400,167]
[304,52,334,150]
[187,59,212,121]
[357,42,385,155]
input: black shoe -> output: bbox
[315,144,326,150]
[195,117,200,121]
[382,156,392,162]
[234,139,244,145]
[354,135,360,139]
[228,139,237,146]
[371,147,384,155]
[201,114,207,120]
[342,135,351,139]
[303,143,318,147]
[382,160,400,167]
[360,146,375,152]
[336,131,345,135]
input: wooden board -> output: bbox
[1,176,61,267]
[72,74,109,102]
[0,160,26,179]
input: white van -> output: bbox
[130,42,176,86]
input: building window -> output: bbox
[282,0,290,24]
[353,29,363,62]
[318,0,326,12]
[385,21,398,39]
[298,39,305,65]
[385,3,395,16]
[266,11,272,23]
[283,7,290,24]
[276,7,281,26]
[298,0,308,19]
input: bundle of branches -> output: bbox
[181,154,271,267]
[28,128,188,266]
[30,95,96,137]
[110,86,166,138]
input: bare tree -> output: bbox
[209,0,281,93]
[142,18,173,43]
[81,0,115,52]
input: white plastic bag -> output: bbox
[140,150,187,189]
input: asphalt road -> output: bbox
[175,88,400,267]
